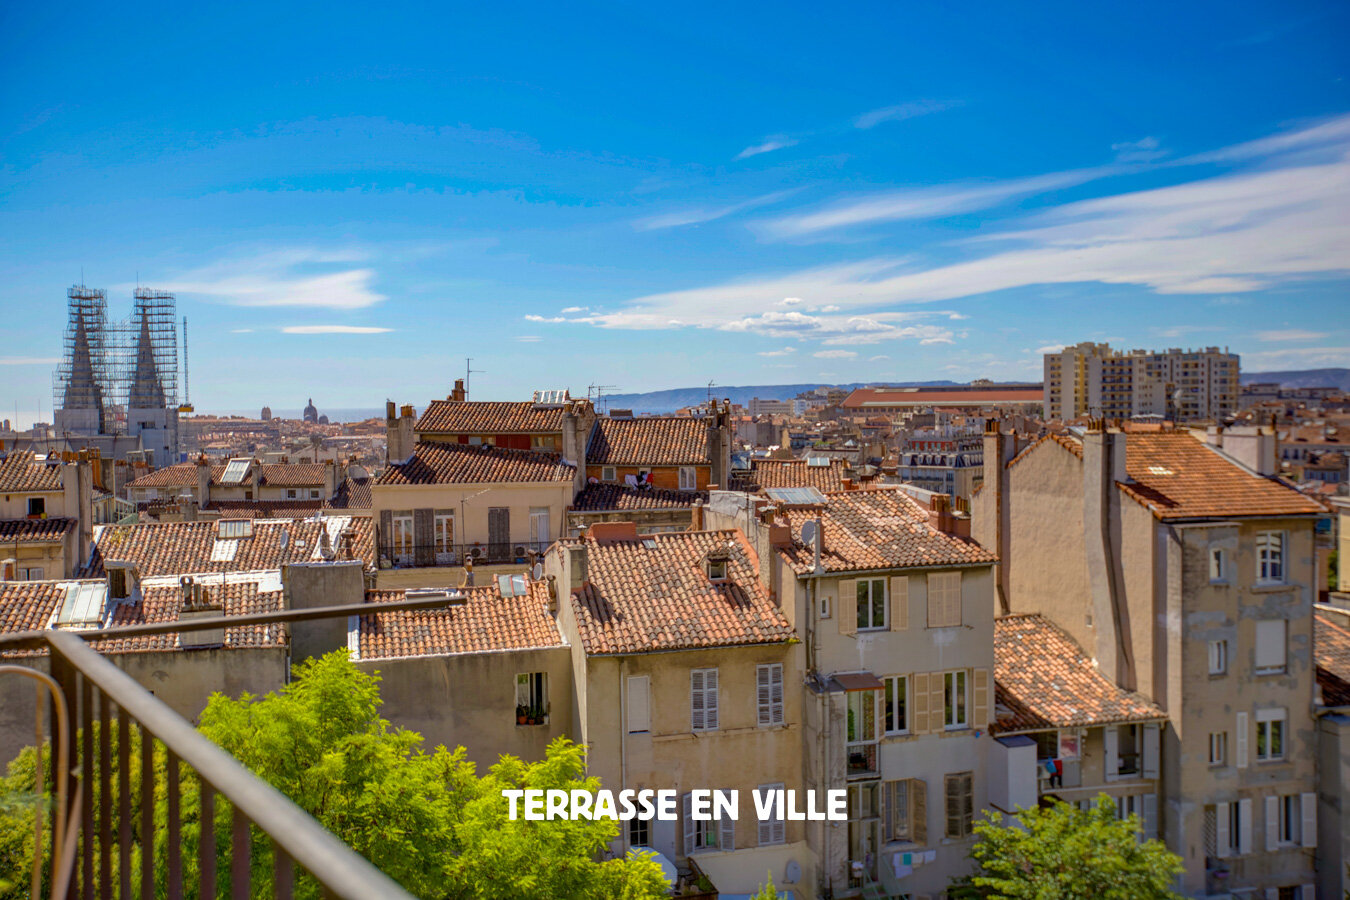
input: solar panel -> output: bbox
[221,458,251,484]
[764,487,828,506]
[531,389,569,407]
[56,582,107,628]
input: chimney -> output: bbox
[196,456,211,506]
[451,379,467,402]
[385,401,416,465]
[323,460,338,499]
[250,459,262,501]
[284,560,366,662]
[178,576,225,649]
[561,400,593,494]
[61,458,94,573]
[567,543,588,592]
[707,399,730,490]
[588,521,639,544]
[690,498,704,532]
[1081,423,1136,690]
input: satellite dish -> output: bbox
[532,562,544,581]
[799,520,818,547]
[279,528,290,549]
[784,859,802,883]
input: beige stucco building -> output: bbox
[0,450,96,581]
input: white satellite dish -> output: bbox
[279,528,290,549]
[799,520,818,547]
[532,562,544,581]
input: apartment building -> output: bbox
[973,421,1322,897]
[896,426,985,504]
[584,406,730,492]
[1043,342,1240,422]
[0,450,96,580]
[1313,606,1350,900]
[412,382,588,456]
[125,456,339,506]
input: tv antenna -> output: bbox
[588,384,620,412]
[707,380,718,404]
[465,358,486,397]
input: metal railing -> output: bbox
[0,593,460,899]
[378,539,554,569]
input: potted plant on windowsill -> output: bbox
[517,705,528,725]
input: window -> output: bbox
[309,489,320,499]
[515,672,549,724]
[691,668,719,731]
[1209,547,1227,582]
[1255,619,1287,674]
[433,510,455,561]
[927,571,962,628]
[391,511,413,563]
[943,670,968,730]
[882,779,926,844]
[601,466,616,482]
[1116,724,1141,776]
[683,790,735,854]
[529,507,551,545]
[883,675,908,734]
[27,497,44,516]
[1256,708,1286,761]
[705,554,728,582]
[286,489,297,499]
[679,466,696,491]
[1208,639,1228,675]
[856,578,887,630]
[627,675,650,733]
[820,590,831,619]
[1256,532,1285,584]
[756,784,786,845]
[846,689,879,777]
[18,567,43,581]
[629,817,649,848]
[1276,794,1300,846]
[944,772,974,839]
[757,664,784,726]
[217,519,253,539]
[1209,732,1227,766]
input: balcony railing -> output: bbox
[0,593,457,899]
[378,539,554,569]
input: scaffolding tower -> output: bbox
[125,288,179,412]
[52,285,113,433]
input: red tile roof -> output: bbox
[0,517,76,543]
[777,487,996,575]
[0,451,64,492]
[1120,433,1323,520]
[202,501,325,519]
[126,464,208,489]
[416,400,566,435]
[748,458,850,492]
[357,581,564,659]
[127,462,329,490]
[1006,433,1082,469]
[0,581,64,637]
[325,476,373,510]
[993,614,1166,732]
[571,483,706,511]
[562,529,794,655]
[376,442,574,485]
[586,417,710,467]
[258,464,328,486]
[82,516,374,577]
[92,581,284,654]
[1315,609,1350,708]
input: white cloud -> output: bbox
[1112,136,1167,163]
[855,100,958,130]
[524,314,568,323]
[1255,329,1322,341]
[1032,343,1069,355]
[813,350,858,359]
[0,357,60,365]
[230,328,254,334]
[780,297,804,306]
[635,191,796,230]
[515,335,543,342]
[559,306,589,313]
[735,136,797,160]
[758,347,797,357]
[869,355,891,361]
[157,248,385,310]
[281,325,392,334]
[948,313,969,320]
[1151,325,1214,339]
[1240,346,1350,370]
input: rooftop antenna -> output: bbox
[465,358,485,397]
[707,380,717,404]
[178,316,194,413]
[588,384,619,412]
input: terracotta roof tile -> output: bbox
[562,529,794,655]
[0,452,64,492]
[92,581,285,654]
[0,517,76,543]
[357,581,564,659]
[993,614,1165,732]
[416,400,565,435]
[1315,609,1350,707]
[202,501,324,519]
[747,458,850,492]
[82,516,374,577]
[1120,433,1323,520]
[126,464,209,489]
[0,581,65,636]
[127,462,328,490]
[778,488,996,575]
[325,476,373,510]
[258,464,328,486]
[376,442,574,485]
[586,417,710,467]
[571,483,706,511]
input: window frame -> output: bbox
[1255,708,1286,762]
[855,577,888,631]
[1276,794,1300,846]
[944,771,974,839]
[691,667,719,732]
[756,783,787,846]
[27,497,45,517]
[883,675,908,735]
[756,664,784,727]
[1208,731,1227,767]
[1209,546,1227,583]
[515,672,549,725]
[601,466,616,482]
[1208,639,1228,676]
[1256,531,1285,585]
[943,670,969,731]
[1254,619,1288,675]
[678,466,697,491]
[628,816,649,848]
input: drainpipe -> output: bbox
[619,657,628,854]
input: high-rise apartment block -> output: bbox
[1043,342,1239,422]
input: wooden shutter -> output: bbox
[839,579,857,635]
[413,508,434,566]
[378,509,392,556]
[682,792,695,856]
[912,673,930,734]
[1235,712,1248,769]
[628,676,650,733]
[1301,792,1317,848]
[757,666,771,727]
[1104,727,1119,782]
[1238,798,1252,855]
[912,778,928,845]
[927,571,962,628]
[944,774,960,838]
[1215,802,1230,858]
[929,673,945,733]
[1264,796,1278,851]
[1142,723,1160,778]
[1142,793,1157,839]
[719,791,735,851]
[889,576,908,631]
[973,668,990,730]
[705,668,719,730]
[691,670,705,731]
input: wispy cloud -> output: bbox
[735,136,797,160]
[814,350,857,359]
[634,191,797,231]
[1151,325,1214,339]
[1112,136,1167,163]
[855,100,958,130]
[0,357,60,365]
[524,314,568,323]
[1240,346,1350,370]
[559,306,589,314]
[514,335,543,342]
[157,248,385,310]
[281,325,392,334]
[230,328,254,334]
[1255,329,1322,341]
[757,347,797,357]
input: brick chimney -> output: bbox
[561,400,594,494]
[178,576,225,649]
[450,379,467,402]
[385,401,416,465]
[196,456,211,506]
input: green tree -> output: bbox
[749,871,779,899]
[966,796,1183,900]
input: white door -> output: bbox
[529,507,551,548]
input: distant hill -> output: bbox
[1241,368,1350,392]
[595,381,961,415]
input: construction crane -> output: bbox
[177,316,194,413]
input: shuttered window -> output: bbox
[883,675,908,734]
[756,784,786,846]
[889,575,909,631]
[757,664,784,726]
[881,779,925,843]
[927,571,962,628]
[691,668,719,731]
[944,772,974,839]
[627,675,650,733]
[1255,619,1287,674]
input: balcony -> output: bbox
[379,539,553,569]
[0,599,450,898]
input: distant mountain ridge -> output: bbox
[1241,368,1350,392]
[596,381,960,415]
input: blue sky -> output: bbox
[2,0,1348,425]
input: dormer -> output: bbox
[704,547,731,583]
[105,560,141,603]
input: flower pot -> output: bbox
[518,715,528,725]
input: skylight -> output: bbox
[531,389,568,407]
[497,573,529,597]
[806,456,831,467]
[56,582,107,628]
[221,458,251,484]
[217,519,253,539]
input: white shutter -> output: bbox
[628,676,650,733]
[770,664,783,725]
[705,668,719,730]
[683,792,695,856]
[691,670,705,731]
[1238,798,1253,855]
[1104,727,1119,782]
[757,666,771,727]
[1301,792,1317,848]
[1141,793,1157,839]
[757,787,773,846]
[1142,723,1159,778]
[718,791,735,851]
[1265,795,1279,851]
[890,576,908,631]
[1236,712,1248,769]
[1215,802,1230,858]
[1255,620,1286,670]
